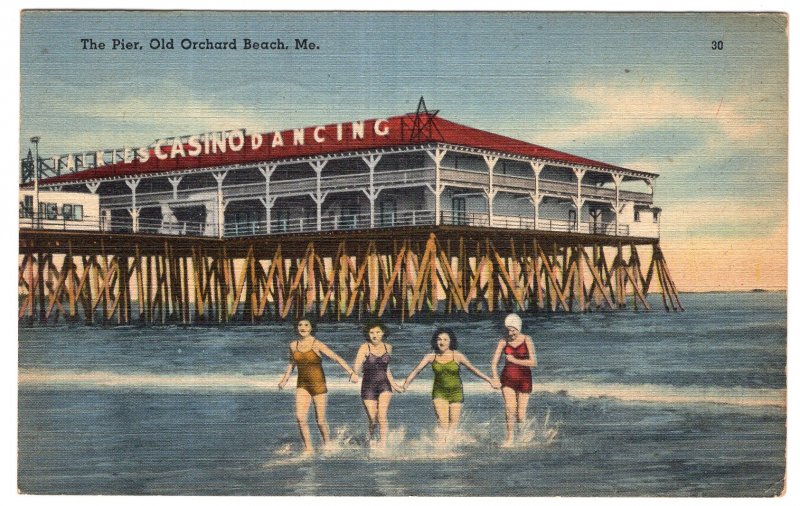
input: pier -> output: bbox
[18,100,682,324]
[18,225,681,325]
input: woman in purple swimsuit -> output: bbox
[352,321,404,448]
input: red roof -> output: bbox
[38,113,634,185]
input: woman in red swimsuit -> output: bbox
[491,313,537,447]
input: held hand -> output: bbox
[392,382,405,393]
[349,372,359,383]
[491,379,501,390]
[278,379,287,390]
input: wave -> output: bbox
[18,368,785,409]
[263,412,559,466]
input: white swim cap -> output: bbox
[504,313,522,332]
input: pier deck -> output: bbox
[18,226,680,325]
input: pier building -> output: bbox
[19,100,681,324]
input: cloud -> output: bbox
[533,83,784,149]
[22,79,315,156]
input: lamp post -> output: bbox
[30,136,40,227]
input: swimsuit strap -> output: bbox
[295,338,315,354]
[367,342,388,358]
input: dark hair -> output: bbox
[430,328,458,352]
[294,318,315,333]
[362,321,389,341]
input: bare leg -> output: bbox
[362,399,378,440]
[517,392,530,424]
[432,398,451,440]
[312,393,330,447]
[448,402,463,439]
[376,391,393,447]
[501,387,518,447]
[295,388,314,453]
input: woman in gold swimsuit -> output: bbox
[278,319,357,453]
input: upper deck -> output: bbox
[20,106,661,240]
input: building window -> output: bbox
[40,202,57,220]
[452,197,466,225]
[653,210,660,223]
[274,209,289,232]
[62,204,84,220]
[19,196,33,218]
[341,206,359,229]
[634,210,641,222]
[379,200,396,227]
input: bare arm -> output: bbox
[384,344,404,391]
[277,349,295,389]
[386,367,404,392]
[505,336,537,367]
[315,341,357,378]
[402,353,435,389]
[352,343,369,377]
[491,339,506,380]
[456,352,495,385]
[527,337,538,367]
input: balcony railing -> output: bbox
[20,209,649,238]
[225,209,436,237]
[439,167,653,204]
[439,211,631,236]
[98,167,435,209]
[19,213,213,236]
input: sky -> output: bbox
[16,10,789,292]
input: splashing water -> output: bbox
[508,408,561,448]
[263,409,560,466]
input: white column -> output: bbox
[33,158,39,227]
[101,209,112,231]
[530,161,544,230]
[259,196,278,234]
[361,154,382,227]
[611,174,624,236]
[124,177,140,232]
[212,172,227,238]
[572,167,586,232]
[425,148,447,225]
[168,176,183,200]
[529,192,543,230]
[86,182,101,194]
[258,164,278,234]
[309,160,328,231]
[128,208,140,233]
[483,155,498,226]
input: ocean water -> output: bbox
[18,292,786,496]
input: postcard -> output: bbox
[16,10,787,496]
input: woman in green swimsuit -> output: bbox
[402,328,499,440]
